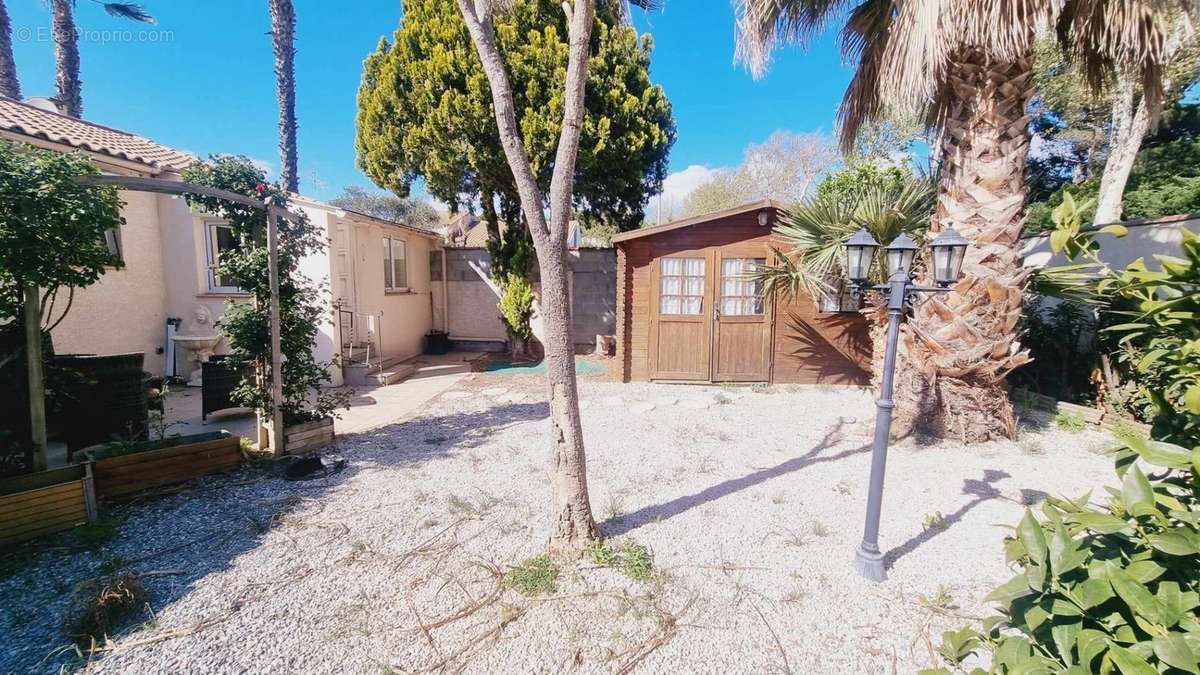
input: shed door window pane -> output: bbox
[659,257,704,315]
[384,237,407,290]
[719,258,765,315]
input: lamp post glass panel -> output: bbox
[848,226,968,582]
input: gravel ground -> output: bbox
[0,373,1119,674]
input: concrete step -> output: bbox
[408,362,473,380]
[344,356,408,386]
[373,363,415,386]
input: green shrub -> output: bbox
[930,434,1200,674]
[497,273,534,341]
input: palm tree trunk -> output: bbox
[268,0,298,192]
[52,0,81,118]
[889,50,1034,443]
[457,0,599,556]
[0,0,20,99]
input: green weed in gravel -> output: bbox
[505,555,559,596]
[587,540,654,582]
[1054,410,1087,433]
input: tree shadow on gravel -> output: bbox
[600,419,869,537]
[0,401,548,674]
[883,468,1010,568]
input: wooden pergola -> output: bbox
[23,175,301,461]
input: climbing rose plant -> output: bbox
[181,156,346,424]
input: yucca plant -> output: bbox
[755,169,935,302]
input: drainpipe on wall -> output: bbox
[165,317,182,378]
[440,247,450,333]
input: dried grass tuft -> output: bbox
[64,571,149,647]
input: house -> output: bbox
[0,96,441,386]
[611,200,872,384]
[440,212,583,249]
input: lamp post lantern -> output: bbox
[849,225,968,582]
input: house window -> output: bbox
[205,222,241,293]
[719,258,765,315]
[384,236,408,290]
[659,257,704,315]
[103,227,123,265]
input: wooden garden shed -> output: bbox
[612,199,873,385]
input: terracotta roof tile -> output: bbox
[0,96,195,171]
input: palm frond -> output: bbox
[762,170,936,304]
[1027,262,1108,304]
[735,0,854,78]
[98,2,155,23]
[836,0,896,150]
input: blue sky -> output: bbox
[6,0,852,205]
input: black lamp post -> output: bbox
[848,225,969,582]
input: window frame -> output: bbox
[204,221,242,294]
[718,257,766,316]
[658,256,706,316]
[383,235,409,292]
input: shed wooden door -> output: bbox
[712,253,771,382]
[649,255,712,380]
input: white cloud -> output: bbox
[247,157,276,180]
[647,164,729,224]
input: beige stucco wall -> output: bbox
[331,211,437,363]
[50,187,170,375]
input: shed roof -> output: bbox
[0,96,196,171]
[611,199,784,243]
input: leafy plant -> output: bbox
[1036,198,1199,446]
[931,434,1200,674]
[181,156,348,426]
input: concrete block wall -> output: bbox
[569,249,616,347]
[431,247,615,348]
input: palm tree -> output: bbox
[52,1,154,118]
[0,0,19,99]
[268,0,298,192]
[736,0,1179,441]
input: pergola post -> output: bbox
[266,206,286,456]
[24,284,48,472]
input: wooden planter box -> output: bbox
[86,432,243,499]
[283,417,335,454]
[0,464,97,545]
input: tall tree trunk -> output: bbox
[0,0,20,99]
[457,0,599,555]
[1093,71,1148,224]
[268,0,299,192]
[480,184,501,247]
[51,0,81,118]
[888,51,1033,443]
